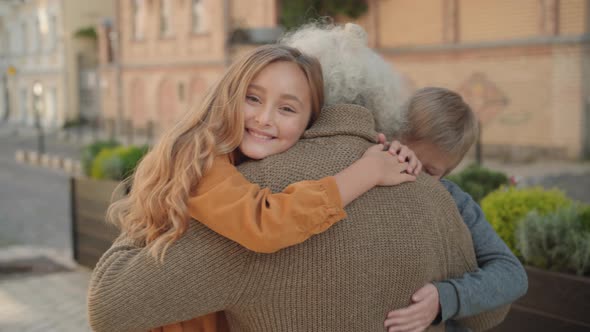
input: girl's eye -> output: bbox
[280,106,296,113]
[246,95,260,103]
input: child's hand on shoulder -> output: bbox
[361,144,416,186]
[377,133,422,175]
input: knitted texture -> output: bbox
[87,104,506,332]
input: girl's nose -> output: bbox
[254,107,273,125]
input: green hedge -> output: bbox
[81,140,120,176]
[446,164,509,203]
[481,187,572,257]
[89,145,148,181]
[517,204,590,276]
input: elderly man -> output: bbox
[88,102,506,332]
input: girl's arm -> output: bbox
[189,144,416,254]
[384,180,527,331]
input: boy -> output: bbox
[384,87,528,331]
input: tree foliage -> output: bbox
[280,0,368,29]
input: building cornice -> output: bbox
[111,60,226,70]
[379,34,590,55]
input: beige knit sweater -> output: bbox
[87,104,508,332]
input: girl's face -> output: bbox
[239,61,313,160]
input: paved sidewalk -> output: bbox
[0,270,92,332]
[0,246,92,332]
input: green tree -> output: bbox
[280,0,368,30]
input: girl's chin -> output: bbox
[239,146,273,160]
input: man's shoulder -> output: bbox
[238,136,370,190]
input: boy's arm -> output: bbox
[436,179,528,322]
[188,155,348,254]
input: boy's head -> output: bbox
[398,87,479,179]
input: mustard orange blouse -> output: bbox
[152,155,347,332]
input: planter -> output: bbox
[70,177,122,268]
[491,266,590,332]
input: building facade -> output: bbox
[0,0,113,129]
[97,0,278,137]
[99,0,589,159]
[359,0,590,160]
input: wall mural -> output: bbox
[457,72,510,125]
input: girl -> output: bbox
[99,44,419,332]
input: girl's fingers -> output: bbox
[397,174,416,183]
[389,141,402,155]
[414,160,423,175]
[406,152,418,172]
[397,146,409,162]
[377,133,387,144]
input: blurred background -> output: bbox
[0,1,589,331]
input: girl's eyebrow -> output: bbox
[249,84,303,107]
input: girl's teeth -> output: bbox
[249,130,272,140]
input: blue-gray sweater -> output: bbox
[436,180,528,330]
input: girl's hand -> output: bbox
[361,144,416,186]
[375,133,422,176]
[384,283,440,332]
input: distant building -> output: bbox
[0,0,114,129]
[99,0,589,159]
[355,0,590,160]
[97,0,279,137]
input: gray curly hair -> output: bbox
[280,23,409,136]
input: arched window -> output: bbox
[158,78,178,131]
[130,79,147,127]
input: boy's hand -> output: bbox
[384,283,440,332]
[362,144,416,186]
[375,133,422,176]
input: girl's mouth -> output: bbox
[246,128,276,141]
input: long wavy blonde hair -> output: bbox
[107,44,324,261]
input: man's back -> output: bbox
[228,104,478,331]
[88,105,504,332]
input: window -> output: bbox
[34,18,41,52]
[21,22,28,54]
[160,0,173,37]
[191,0,206,33]
[48,15,57,50]
[132,0,145,40]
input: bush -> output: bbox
[90,145,148,181]
[81,140,120,176]
[481,187,572,257]
[446,164,509,203]
[517,205,590,276]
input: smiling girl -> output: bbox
[97,44,419,332]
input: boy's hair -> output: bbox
[398,87,479,162]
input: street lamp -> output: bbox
[32,81,45,155]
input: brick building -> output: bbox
[97,0,278,137]
[99,0,590,159]
[364,0,590,160]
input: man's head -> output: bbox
[397,87,479,179]
[281,23,410,136]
